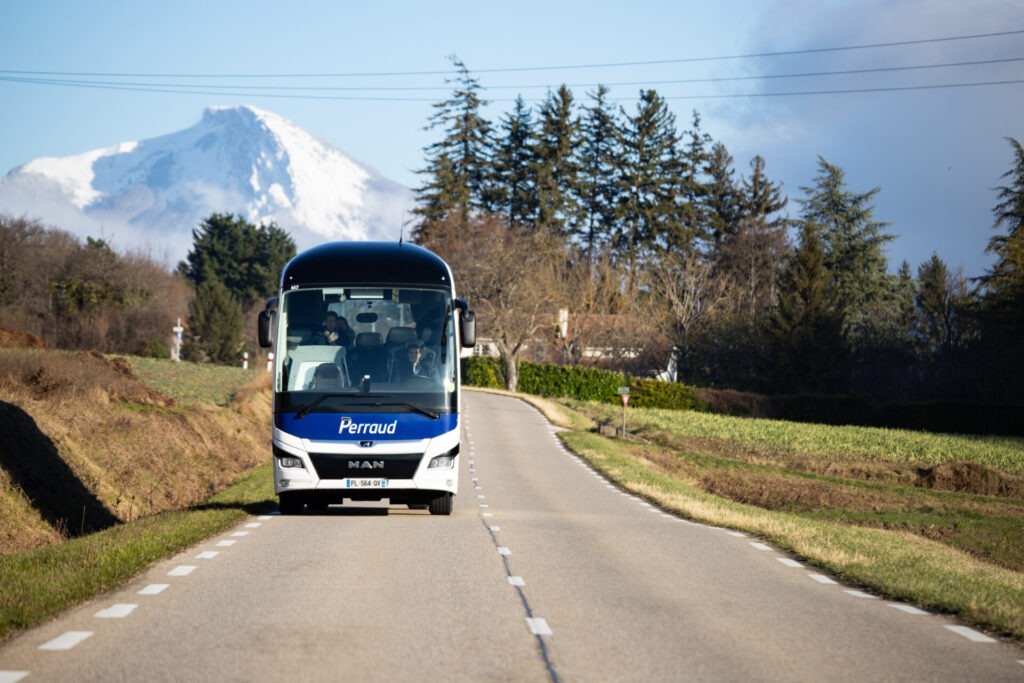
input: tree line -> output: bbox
[413,58,1024,405]
[0,212,294,365]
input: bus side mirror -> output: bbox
[455,298,476,348]
[460,309,476,348]
[258,310,273,348]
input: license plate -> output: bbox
[344,478,388,488]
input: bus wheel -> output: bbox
[279,492,304,515]
[428,493,453,516]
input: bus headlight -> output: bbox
[428,454,456,469]
[278,456,304,468]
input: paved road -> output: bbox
[2,390,1022,681]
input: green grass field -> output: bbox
[124,356,264,406]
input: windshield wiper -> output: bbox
[371,402,439,420]
[294,392,394,419]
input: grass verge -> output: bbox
[0,465,275,642]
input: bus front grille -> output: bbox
[308,453,422,480]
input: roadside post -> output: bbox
[242,351,249,370]
[617,386,630,437]
[172,318,184,362]
[267,352,274,372]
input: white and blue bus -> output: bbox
[257,242,475,516]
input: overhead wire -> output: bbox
[0,28,1021,101]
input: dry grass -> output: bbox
[0,349,271,556]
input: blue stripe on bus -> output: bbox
[277,412,458,441]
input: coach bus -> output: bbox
[257,242,475,516]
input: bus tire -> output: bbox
[428,492,453,516]
[279,492,304,515]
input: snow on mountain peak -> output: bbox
[0,106,413,262]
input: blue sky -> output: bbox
[1,0,1022,278]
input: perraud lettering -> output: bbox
[338,416,398,436]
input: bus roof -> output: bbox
[281,242,453,290]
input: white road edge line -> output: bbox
[39,631,93,651]
[844,590,879,599]
[888,604,929,615]
[138,584,169,595]
[945,625,997,643]
[509,576,526,586]
[808,573,838,585]
[95,603,138,619]
[526,618,553,636]
[498,547,511,556]
[0,672,30,683]
[750,542,772,551]
[168,565,197,577]
[777,558,803,568]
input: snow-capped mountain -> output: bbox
[0,105,415,263]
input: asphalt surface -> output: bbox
[1,390,1022,681]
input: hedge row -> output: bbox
[463,357,1024,436]
[461,357,703,411]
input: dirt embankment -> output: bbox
[0,349,270,555]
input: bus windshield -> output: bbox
[274,286,456,415]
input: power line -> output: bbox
[1,28,1021,80]
[3,73,1021,103]
[2,56,1020,93]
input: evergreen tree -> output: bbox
[768,221,845,393]
[186,278,244,364]
[678,110,714,250]
[714,155,789,324]
[531,85,581,238]
[980,136,1024,332]
[794,157,895,348]
[614,89,683,271]
[413,57,493,238]
[703,142,742,249]
[491,95,538,229]
[576,85,621,263]
[177,213,295,310]
[976,137,1024,400]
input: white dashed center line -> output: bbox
[95,604,137,619]
[497,547,511,556]
[508,576,526,586]
[196,551,219,560]
[526,618,553,636]
[39,631,92,651]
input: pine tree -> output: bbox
[186,278,244,364]
[491,95,538,229]
[576,85,621,263]
[976,137,1024,400]
[614,89,683,271]
[414,57,493,238]
[981,137,1024,331]
[794,157,895,348]
[531,85,580,239]
[703,142,741,249]
[177,213,295,311]
[768,221,845,393]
